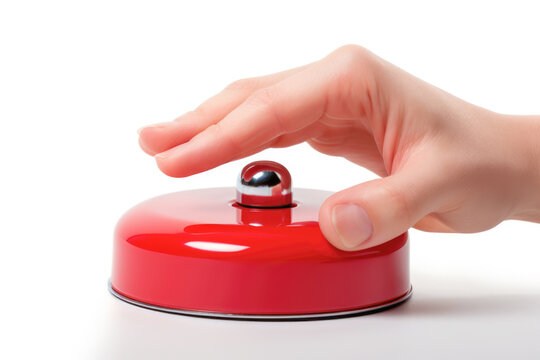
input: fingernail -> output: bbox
[332,203,373,249]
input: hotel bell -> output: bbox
[109,160,411,320]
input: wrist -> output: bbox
[502,115,540,222]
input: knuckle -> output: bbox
[334,44,366,56]
[208,122,241,152]
[326,45,380,117]
[333,44,369,61]
[247,86,278,108]
[190,105,208,118]
[246,87,285,131]
[331,44,376,74]
[224,78,255,92]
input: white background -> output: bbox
[1,1,539,359]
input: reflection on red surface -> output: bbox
[184,241,249,252]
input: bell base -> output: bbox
[108,282,412,321]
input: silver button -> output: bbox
[236,161,292,208]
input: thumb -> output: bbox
[319,167,444,251]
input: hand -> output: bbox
[138,45,540,251]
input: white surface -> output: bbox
[1,1,539,359]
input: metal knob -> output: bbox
[236,161,292,208]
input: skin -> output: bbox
[138,45,540,251]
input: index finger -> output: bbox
[154,64,330,177]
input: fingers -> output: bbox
[319,159,447,251]
[138,65,309,156]
[138,97,244,156]
[154,64,330,177]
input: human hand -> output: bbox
[138,45,540,251]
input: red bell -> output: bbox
[109,160,411,320]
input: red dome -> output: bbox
[110,187,411,319]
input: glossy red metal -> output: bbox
[110,187,411,317]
